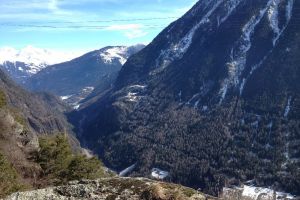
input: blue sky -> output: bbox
[0,0,197,51]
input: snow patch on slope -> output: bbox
[60,86,95,110]
[125,92,140,102]
[239,0,294,95]
[60,95,73,101]
[284,96,292,117]
[219,0,242,24]
[268,0,280,46]
[119,164,136,177]
[100,46,129,65]
[151,168,169,180]
[239,54,268,96]
[173,0,224,57]
[266,121,273,142]
[223,185,296,200]
[154,0,244,74]
[219,0,275,103]
[286,0,294,22]
[242,185,295,200]
[73,104,81,110]
[128,85,147,90]
[122,84,147,103]
[268,0,294,46]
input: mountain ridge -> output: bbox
[25,44,145,108]
[0,46,82,84]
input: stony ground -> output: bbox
[4,177,217,200]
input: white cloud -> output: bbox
[125,29,148,39]
[0,45,85,66]
[105,24,142,31]
[0,0,91,21]
[105,24,148,39]
[48,0,58,11]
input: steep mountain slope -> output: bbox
[25,45,145,108]
[0,69,84,196]
[0,70,73,135]
[0,46,80,84]
[0,101,39,197]
[74,0,300,196]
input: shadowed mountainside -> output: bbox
[72,0,300,196]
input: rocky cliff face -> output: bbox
[73,0,300,196]
[4,177,217,200]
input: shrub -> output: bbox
[0,153,25,198]
[37,134,73,184]
[0,90,7,109]
[36,134,106,185]
[67,155,106,181]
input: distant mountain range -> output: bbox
[0,46,82,84]
[24,45,145,108]
[72,0,300,196]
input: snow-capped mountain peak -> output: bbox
[0,45,83,73]
[25,44,145,107]
[100,46,130,65]
[0,46,84,83]
[100,44,145,66]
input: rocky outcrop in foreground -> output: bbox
[5,177,217,200]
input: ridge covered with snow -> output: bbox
[0,46,83,74]
[99,45,144,65]
[100,46,129,65]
